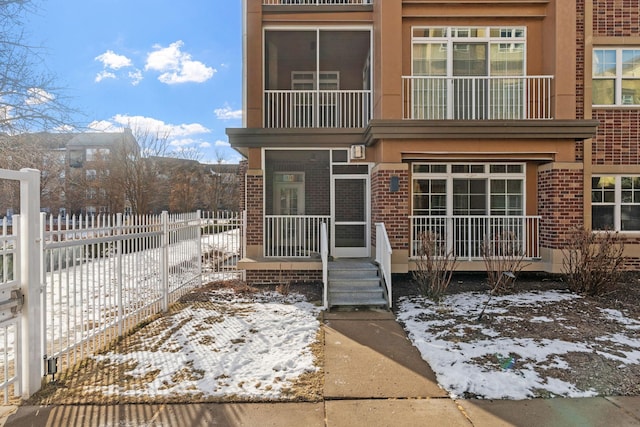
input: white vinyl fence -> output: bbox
[0,167,246,402]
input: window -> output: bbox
[592,176,640,231]
[411,27,526,119]
[412,163,525,217]
[86,148,110,162]
[593,48,640,106]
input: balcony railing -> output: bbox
[263,0,372,5]
[403,76,553,120]
[264,90,372,128]
[410,215,541,260]
[265,215,331,257]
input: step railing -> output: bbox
[321,222,329,309]
[375,223,393,308]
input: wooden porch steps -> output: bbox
[328,259,388,309]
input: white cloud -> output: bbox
[169,138,196,148]
[25,88,55,105]
[199,141,212,148]
[95,70,116,83]
[214,139,230,147]
[128,69,143,86]
[90,114,211,138]
[95,50,133,70]
[214,106,242,120]
[145,40,216,84]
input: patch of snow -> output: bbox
[396,290,636,400]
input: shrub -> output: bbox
[481,231,529,295]
[412,231,458,303]
[561,227,625,296]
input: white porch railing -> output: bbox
[263,0,372,5]
[375,223,393,308]
[265,215,331,257]
[264,90,372,128]
[402,76,554,120]
[410,215,541,260]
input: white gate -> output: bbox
[0,168,41,401]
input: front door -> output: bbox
[332,168,370,258]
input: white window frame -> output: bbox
[592,175,640,232]
[411,26,527,77]
[411,162,526,217]
[593,47,640,107]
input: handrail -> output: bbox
[320,222,329,310]
[375,223,393,308]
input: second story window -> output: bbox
[406,26,549,120]
[593,48,640,106]
[412,27,526,78]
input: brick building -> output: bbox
[227,0,639,293]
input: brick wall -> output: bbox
[592,111,640,165]
[246,173,264,247]
[538,168,584,249]
[576,0,585,123]
[371,168,409,251]
[593,0,640,36]
[238,160,248,211]
[245,269,322,285]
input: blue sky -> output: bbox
[26,0,244,164]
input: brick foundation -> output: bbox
[245,269,322,285]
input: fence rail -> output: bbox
[403,75,553,120]
[410,215,541,260]
[264,90,371,128]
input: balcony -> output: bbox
[403,76,554,120]
[264,90,372,128]
[263,0,372,5]
[410,215,541,260]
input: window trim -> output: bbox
[592,175,640,232]
[411,162,526,217]
[592,47,640,107]
[411,26,527,78]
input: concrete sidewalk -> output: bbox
[2,310,640,426]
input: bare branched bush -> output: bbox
[412,231,458,303]
[481,231,529,295]
[562,228,625,296]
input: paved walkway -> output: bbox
[2,310,640,426]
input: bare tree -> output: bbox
[0,0,74,134]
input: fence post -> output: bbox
[161,211,169,312]
[19,168,42,398]
[116,213,124,336]
[196,210,203,289]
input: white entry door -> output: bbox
[332,173,370,258]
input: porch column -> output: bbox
[371,163,409,273]
[245,169,264,259]
[537,162,584,273]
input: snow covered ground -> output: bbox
[397,290,640,400]
[74,288,323,402]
